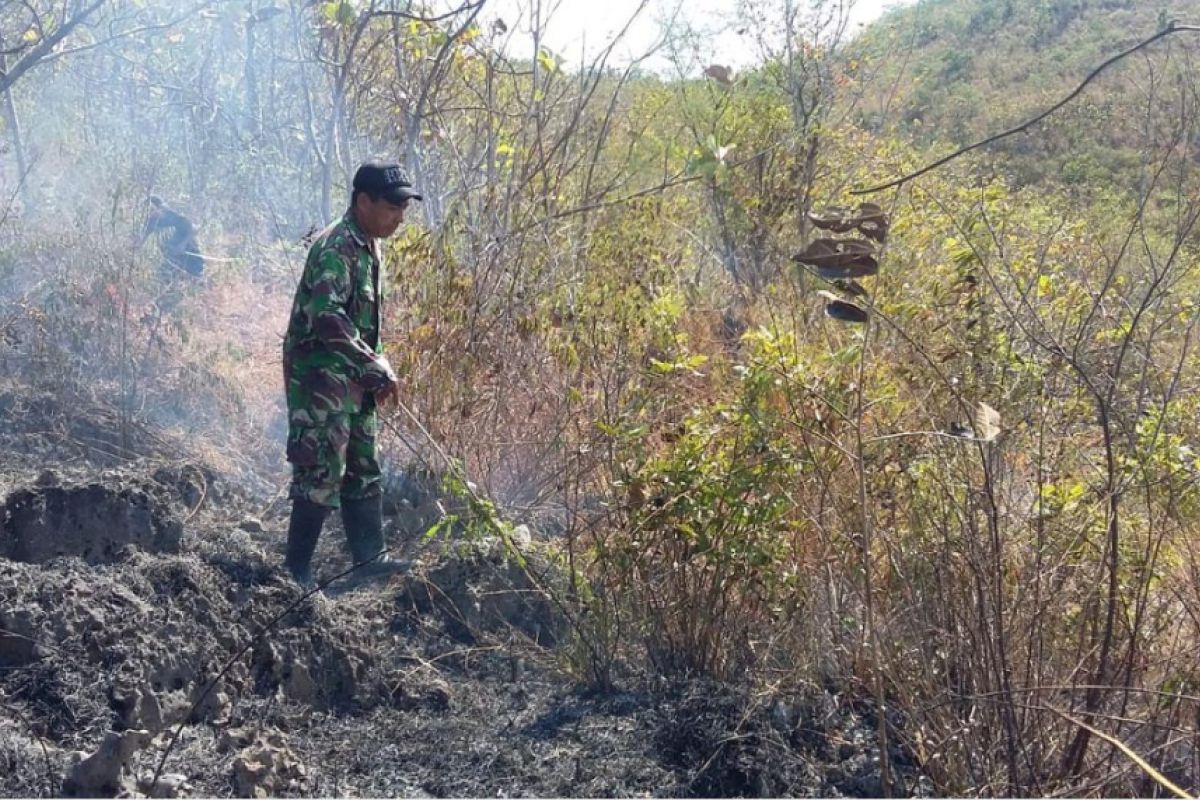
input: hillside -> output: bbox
[851,0,1196,187]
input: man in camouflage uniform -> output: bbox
[282,162,421,587]
[137,195,204,316]
[139,195,204,278]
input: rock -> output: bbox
[139,772,190,798]
[138,689,165,731]
[229,729,307,798]
[233,755,271,798]
[62,728,152,797]
[238,518,264,533]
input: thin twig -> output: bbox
[1045,705,1194,799]
[366,1,486,25]
[853,23,1200,195]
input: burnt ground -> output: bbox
[0,384,930,798]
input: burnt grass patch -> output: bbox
[0,403,927,797]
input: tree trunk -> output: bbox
[0,35,32,213]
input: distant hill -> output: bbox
[848,0,1198,188]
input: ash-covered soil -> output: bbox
[0,388,929,798]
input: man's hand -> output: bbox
[362,355,399,407]
[375,377,400,407]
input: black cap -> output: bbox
[353,162,423,205]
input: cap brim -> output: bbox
[383,187,423,205]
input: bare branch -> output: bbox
[35,1,220,68]
[367,0,486,25]
[0,0,106,95]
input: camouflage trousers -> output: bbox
[286,406,382,509]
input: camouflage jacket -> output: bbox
[282,211,396,421]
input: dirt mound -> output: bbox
[400,537,569,647]
[1,476,182,564]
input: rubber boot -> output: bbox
[285,497,329,588]
[341,494,408,577]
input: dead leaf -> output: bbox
[795,237,874,264]
[974,402,1001,442]
[809,203,890,241]
[808,206,857,233]
[817,291,869,323]
[816,260,879,280]
[793,238,879,279]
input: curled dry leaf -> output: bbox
[817,291,869,323]
[815,260,879,280]
[808,203,890,242]
[794,238,879,279]
[795,237,874,264]
[974,401,1001,442]
[807,206,858,233]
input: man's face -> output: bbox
[356,193,408,238]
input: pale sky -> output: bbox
[484,0,918,73]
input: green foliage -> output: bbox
[603,333,811,678]
[321,1,358,26]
